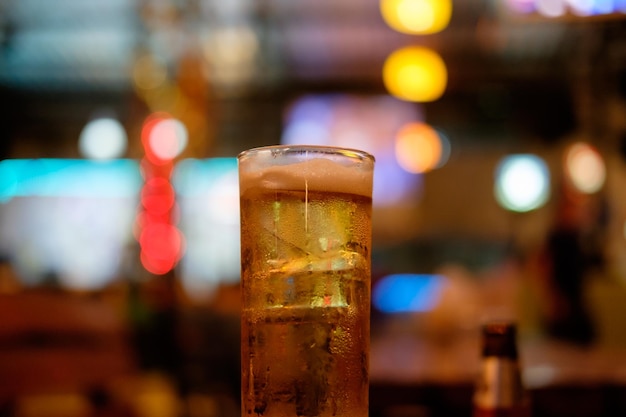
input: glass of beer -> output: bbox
[238,145,374,417]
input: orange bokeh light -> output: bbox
[564,141,606,194]
[395,122,442,173]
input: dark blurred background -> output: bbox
[2,1,626,416]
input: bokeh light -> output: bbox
[383,46,447,102]
[373,273,444,313]
[536,0,567,17]
[133,53,168,92]
[141,114,188,164]
[141,177,176,215]
[569,0,595,15]
[395,122,450,173]
[593,0,615,14]
[281,96,334,146]
[380,0,452,35]
[564,142,606,194]
[281,94,424,207]
[507,0,536,13]
[139,223,184,275]
[203,24,259,87]
[138,116,186,276]
[508,0,621,15]
[78,117,128,160]
[495,154,550,213]
[150,118,188,160]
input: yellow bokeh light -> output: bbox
[383,46,447,102]
[380,0,452,35]
[395,122,442,173]
[133,54,167,92]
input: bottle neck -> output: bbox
[474,322,529,416]
[481,322,518,359]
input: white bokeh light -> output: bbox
[495,154,550,213]
[565,142,606,194]
[79,118,128,160]
[536,0,566,17]
[567,0,594,15]
[149,118,188,160]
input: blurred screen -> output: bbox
[174,158,241,300]
[0,158,241,297]
[0,159,142,289]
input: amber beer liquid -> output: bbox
[238,146,374,417]
[473,322,530,417]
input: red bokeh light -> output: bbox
[141,112,187,165]
[137,113,185,275]
[141,177,175,215]
[141,112,173,165]
[139,223,185,275]
[140,157,174,180]
[140,250,176,276]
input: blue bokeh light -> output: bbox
[373,273,444,313]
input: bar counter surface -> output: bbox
[3,290,626,417]
[369,327,626,417]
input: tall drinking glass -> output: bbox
[238,145,374,417]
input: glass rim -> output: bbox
[237,145,375,163]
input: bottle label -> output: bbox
[473,357,526,410]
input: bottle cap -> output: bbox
[481,321,518,359]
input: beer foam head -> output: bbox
[240,157,373,197]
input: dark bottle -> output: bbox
[473,321,530,417]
